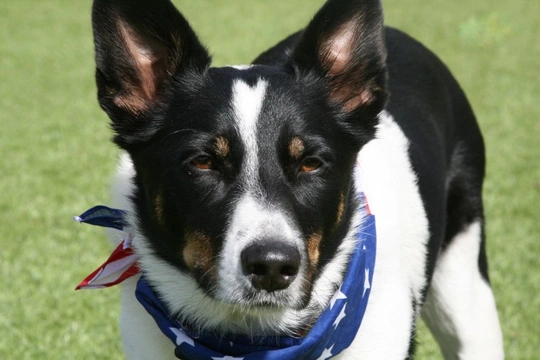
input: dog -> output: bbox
[88,0,504,358]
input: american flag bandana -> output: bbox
[74,206,139,290]
[75,194,376,360]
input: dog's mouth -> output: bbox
[209,267,314,312]
[183,291,316,338]
[233,289,310,310]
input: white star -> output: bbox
[363,268,371,298]
[329,288,347,309]
[169,327,194,347]
[211,356,244,360]
[316,345,334,360]
[333,303,347,329]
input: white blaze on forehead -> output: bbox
[231,79,268,188]
[227,64,253,70]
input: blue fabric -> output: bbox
[136,214,377,360]
[75,205,126,231]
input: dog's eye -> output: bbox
[191,155,214,170]
[300,157,322,173]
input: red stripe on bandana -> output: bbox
[363,193,371,215]
[76,239,140,290]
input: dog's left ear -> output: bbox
[292,0,387,118]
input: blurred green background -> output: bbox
[1,0,538,358]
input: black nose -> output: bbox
[241,241,301,292]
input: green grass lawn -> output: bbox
[1,0,538,358]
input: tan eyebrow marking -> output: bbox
[214,136,230,158]
[288,136,305,159]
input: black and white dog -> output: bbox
[90,0,504,358]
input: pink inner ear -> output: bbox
[323,21,375,112]
[342,89,374,112]
[115,21,169,112]
[325,24,356,76]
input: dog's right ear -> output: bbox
[92,0,210,146]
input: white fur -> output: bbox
[119,275,177,360]
[336,111,430,358]
[227,65,253,70]
[231,79,266,189]
[422,221,504,359]
[217,193,308,308]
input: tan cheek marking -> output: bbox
[214,136,230,159]
[183,231,214,272]
[307,232,322,268]
[336,192,346,228]
[288,136,305,159]
[154,191,166,227]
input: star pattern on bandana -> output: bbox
[329,288,347,309]
[333,304,347,329]
[363,268,371,298]
[315,345,334,360]
[170,327,195,347]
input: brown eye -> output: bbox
[300,157,322,173]
[191,155,214,170]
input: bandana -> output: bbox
[74,206,139,289]
[75,196,376,360]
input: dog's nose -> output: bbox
[241,241,301,292]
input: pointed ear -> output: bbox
[292,0,387,116]
[92,0,211,144]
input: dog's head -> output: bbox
[93,0,387,335]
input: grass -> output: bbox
[1,0,538,358]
